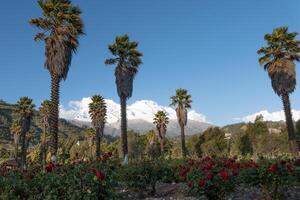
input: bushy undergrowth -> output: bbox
[1,155,300,200]
[0,152,117,200]
[178,156,300,200]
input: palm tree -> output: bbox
[15,97,35,167]
[170,89,192,158]
[10,120,21,163]
[258,27,300,155]
[39,100,51,166]
[30,0,84,162]
[105,35,143,163]
[153,110,169,154]
[88,95,107,158]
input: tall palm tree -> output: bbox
[258,27,300,155]
[170,89,192,158]
[88,95,107,158]
[10,120,21,163]
[15,97,35,167]
[39,100,51,166]
[105,35,143,163]
[153,110,169,154]
[30,0,84,162]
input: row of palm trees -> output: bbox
[24,0,300,165]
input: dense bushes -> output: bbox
[1,155,300,199]
[0,153,117,200]
[178,156,300,200]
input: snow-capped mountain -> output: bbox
[60,97,212,137]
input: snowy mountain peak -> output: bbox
[60,97,209,124]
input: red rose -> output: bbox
[206,172,213,180]
[179,168,190,177]
[267,163,278,173]
[45,163,55,172]
[198,179,206,187]
[286,163,295,175]
[187,159,194,166]
[95,170,105,181]
[220,171,229,180]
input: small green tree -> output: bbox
[238,133,253,156]
[198,127,227,157]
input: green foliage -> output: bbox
[295,119,300,138]
[180,157,300,200]
[118,160,179,196]
[0,101,86,160]
[186,134,200,157]
[238,134,253,156]
[0,160,117,200]
[196,127,228,157]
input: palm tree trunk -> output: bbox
[158,131,164,155]
[42,125,46,167]
[160,138,164,153]
[95,127,101,158]
[15,142,18,163]
[49,74,60,162]
[120,95,128,163]
[20,118,30,168]
[180,125,187,158]
[282,93,298,156]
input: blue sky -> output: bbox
[1,0,300,125]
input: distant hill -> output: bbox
[222,121,286,135]
[0,100,85,147]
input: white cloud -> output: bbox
[59,97,209,124]
[237,109,300,123]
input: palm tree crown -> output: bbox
[30,0,84,80]
[89,95,107,129]
[105,34,143,98]
[15,97,35,119]
[153,110,169,137]
[258,27,300,96]
[170,88,192,126]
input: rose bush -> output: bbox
[178,156,241,200]
[179,156,300,200]
[0,152,117,200]
[238,158,300,199]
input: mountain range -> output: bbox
[60,98,213,137]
